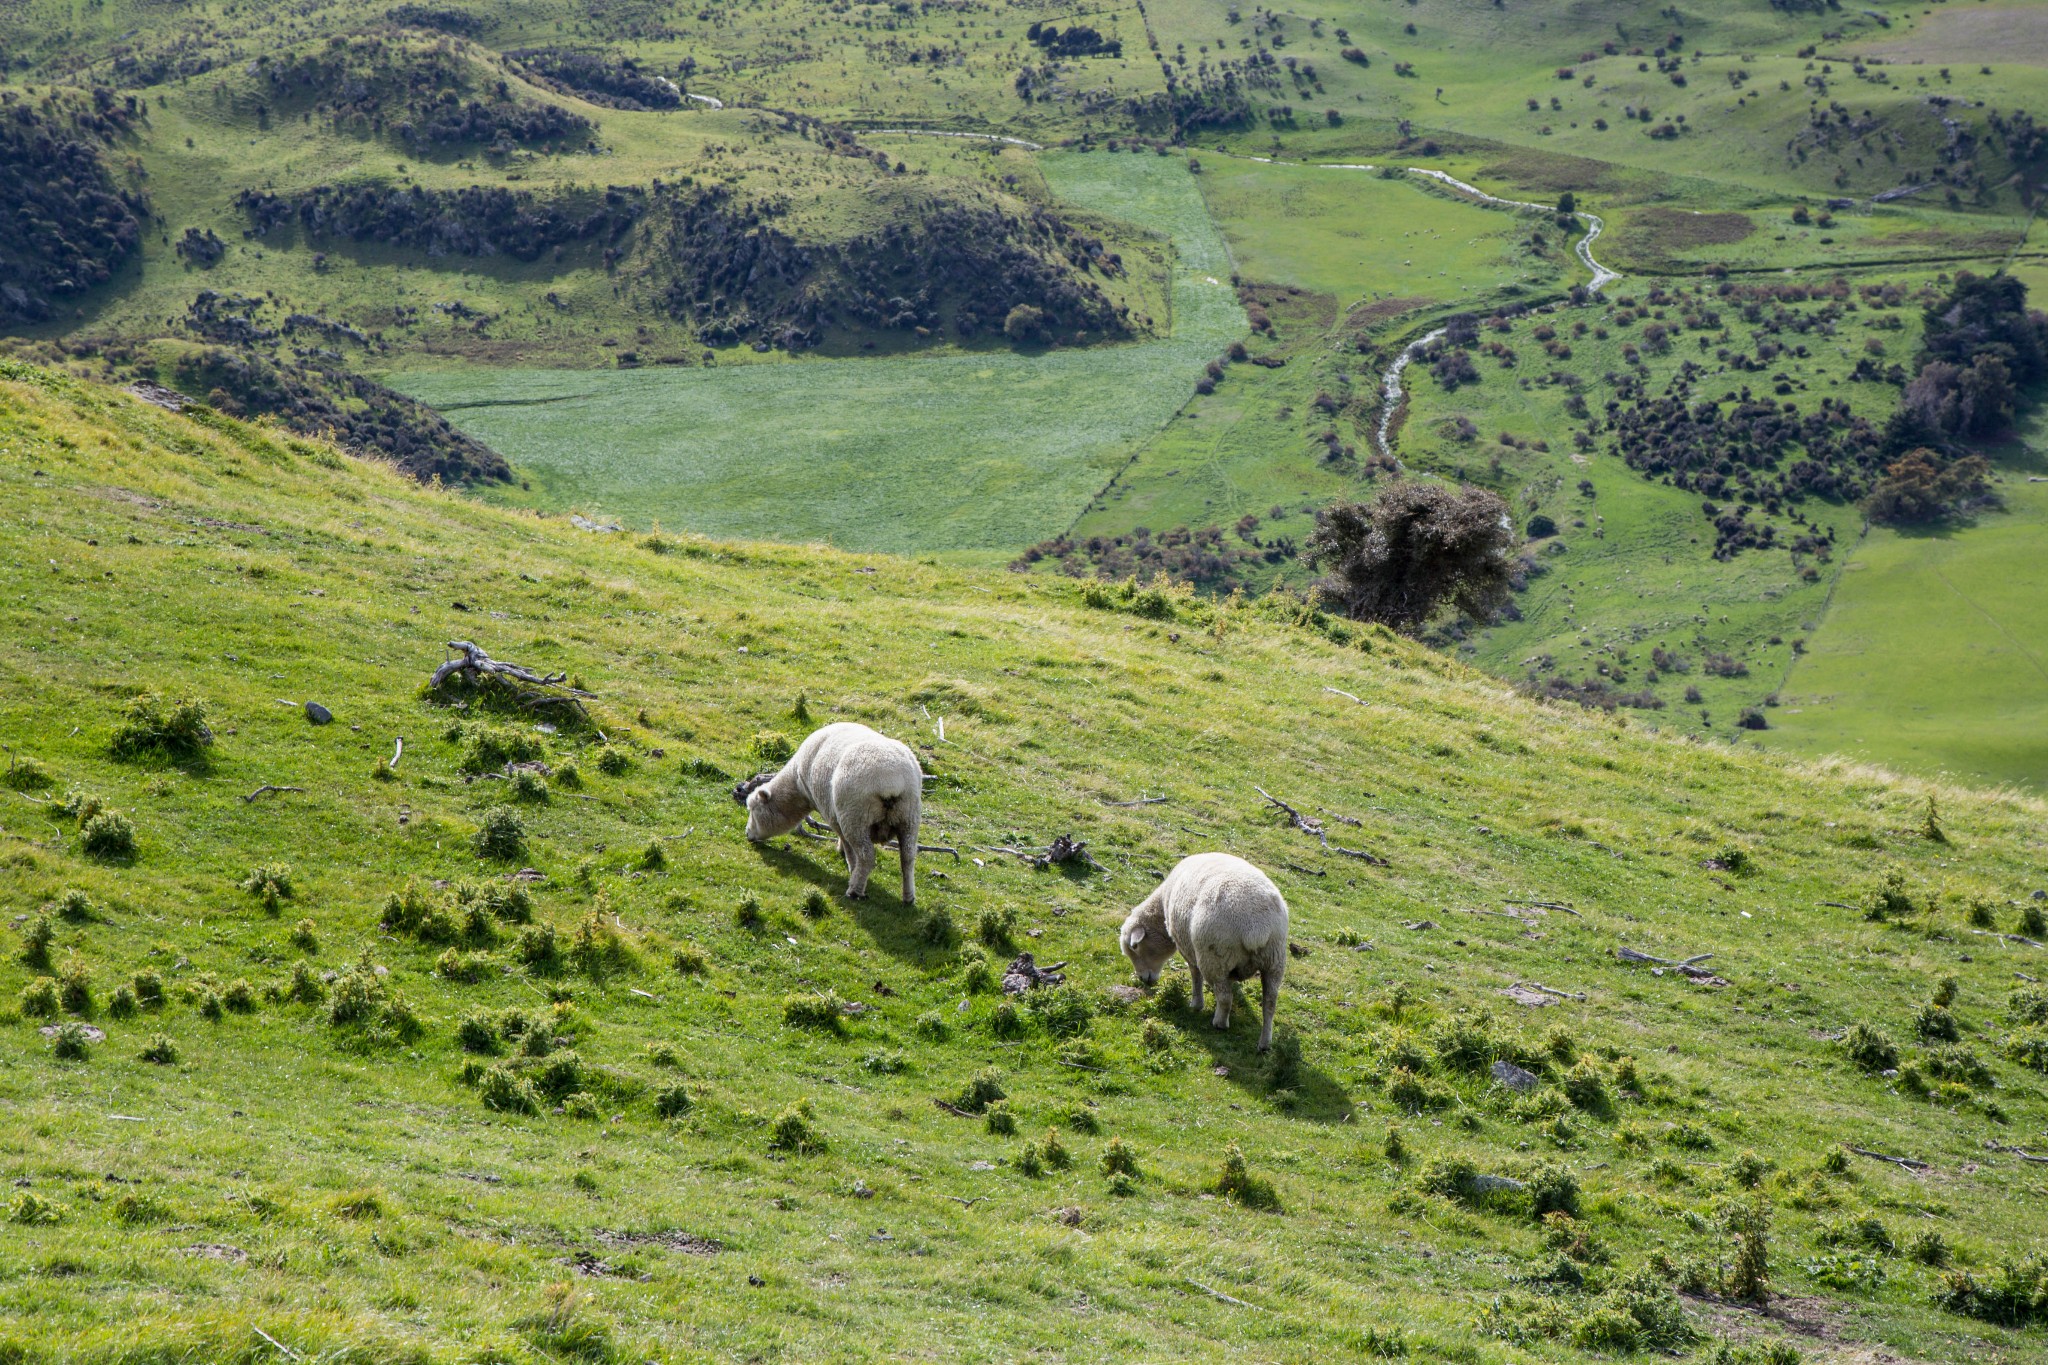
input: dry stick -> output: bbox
[252,1326,303,1361]
[1101,793,1169,807]
[942,1195,985,1209]
[1848,1146,1931,1173]
[1985,1142,2048,1164]
[1818,901,1862,912]
[388,737,403,769]
[1521,982,1588,1001]
[1186,1280,1261,1310]
[1972,928,2048,949]
[1615,947,1713,967]
[1257,786,1391,865]
[1283,861,1327,878]
[1507,899,1582,917]
[242,785,306,803]
[1322,685,1364,704]
[931,1098,974,1118]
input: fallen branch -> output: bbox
[972,835,1105,873]
[388,737,403,770]
[429,641,594,721]
[1282,861,1327,878]
[1322,686,1364,704]
[1186,1279,1260,1310]
[1101,793,1169,807]
[1818,901,1861,912]
[1256,786,1388,865]
[243,785,306,803]
[1616,947,1713,967]
[1507,899,1582,917]
[1972,928,2047,949]
[1519,982,1587,1001]
[942,1195,986,1209]
[1985,1141,2048,1164]
[931,1098,975,1118]
[1848,1146,1931,1173]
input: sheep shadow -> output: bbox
[1155,989,1353,1123]
[746,839,937,965]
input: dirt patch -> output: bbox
[593,1228,721,1255]
[1852,8,2048,66]
[180,1243,248,1263]
[1623,207,1755,253]
[1686,1292,1943,1364]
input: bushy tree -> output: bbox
[1306,482,1517,633]
[1864,449,1997,526]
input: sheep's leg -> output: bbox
[1257,968,1280,1053]
[896,823,918,907]
[1207,960,1233,1031]
[1188,962,1205,1016]
[841,827,876,900]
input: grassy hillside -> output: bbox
[5,362,2048,1363]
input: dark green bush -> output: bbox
[782,992,847,1034]
[472,807,526,861]
[768,1099,825,1153]
[109,694,214,765]
[81,811,136,862]
[1842,1022,1898,1073]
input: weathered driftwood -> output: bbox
[974,834,1105,873]
[1001,952,1068,994]
[243,785,306,803]
[1848,1146,1931,1173]
[430,641,594,716]
[1616,947,1713,967]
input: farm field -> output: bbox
[397,151,1244,555]
[7,361,2048,1362]
[1759,433,2048,791]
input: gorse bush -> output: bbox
[782,991,847,1034]
[18,914,53,969]
[768,1099,825,1154]
[109,694,214,764]
[80,811,136,861]
[458,724,543,774]
[241,864,295,912]
[1215,1143,1280,1209]
[472,807,526,861]
[1843,1022,1899,1073]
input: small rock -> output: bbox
[1490,1059,1540,1092]
[747,1274,765,1286]
[38,1024,105,1043]
[1212,1065,1231,1078]
[851,1181,875,1199]
[1053,1206,1084,1227]
[968,1161,995,1172]
[1108,985,1145,1005]
[304,701,333,725]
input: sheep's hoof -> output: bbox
[846,889,867,901]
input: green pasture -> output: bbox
[1761,431,2048,792]
[7,360,2048,1363]
[396,151,1246,554]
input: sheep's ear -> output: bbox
[1127,925,1146,946]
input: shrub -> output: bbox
[2003,1027,2048,1073]
[113,1193,174,1226]
[562,1091,601,1119]
[1933,976,1960,1009]
[2023,903,2048,938]
[553,760,582,789]
[654,1082,692,1119]
[138,1033,179,1065]
[131,969,164,1009]
[53,889,96,923]
[783,992,847,1034]
[671,944,708,976]
[109,694,213,764]
[240,864,295,911]
[50,1020,92,1060]
[1528,1164,1580,1218]
[859,1049,906,1075]
[7,1191,64,1225]
[801,888,830,920]
[198,988,225,1021]
[458,724,543,774]
[516,924,562,973]
[1215,1143,1280,1209]
[594,745,631,775]
[81,811,136,862]
[291,918,320,952]
[222,978,258,1013]
[479,1064,541,1114]
[989,1000,1023,1039]
[1843,1022,1899,1073]
[456,1011,500,1054]
[1417,1156,1477,1200]
[472,807,526,861]
[1914,1005,1960,1042]
[748,731,794,765]
[1563,1059,1610,1113]
[911,1010,948,1041]
[958,949,992,994]
[1018,1142,1045,1177]
[1936,1256,2048,1325]
[1908,1229,1951,1267]
[733,895,765,931]
[976,906,1016,948]
[1728,1150,1772,1189]
[567,912,634,980]
[1064,1103,1102,1135]
[108,984,139,1019]
[1099,1137,1139,1179]
[1725,1193,1772,1300]
[1863,867,1914,921]
[953,1068,1006,1114]
[984,1101,1017,1136]
[532,1050,585,1101]
[1028,989,1092,1039]
[918,906,955,946]
[2,756,52,791]
[768,1099,825,1153]
[18,914,53,969]
[509,770,549,804]
[57,961,93,1015]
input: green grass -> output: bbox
[1760,428,2048,791]
[395,151,1245,554]
[7,361,2048,1362]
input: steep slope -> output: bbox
[2,363,2047,1363]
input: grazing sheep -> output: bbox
[734,722,922,904]
[1118,853,1288,1051]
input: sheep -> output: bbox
[733,722,922,904]
[1118,852,1288,1051]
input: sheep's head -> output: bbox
[1118,905,1175,986]
[737,770,806,842]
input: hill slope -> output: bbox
[4,364,2048,1362]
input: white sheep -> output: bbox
[1118,852,1288,1051]
[734,722,922,904]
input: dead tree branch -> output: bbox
[243,785,306,803]
[1616,947,1713,967]
[1507,899,1582,917]
[1255,786,1390,865]
[1984,1142,2048,1164]
[1848,1146,1931,1173]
